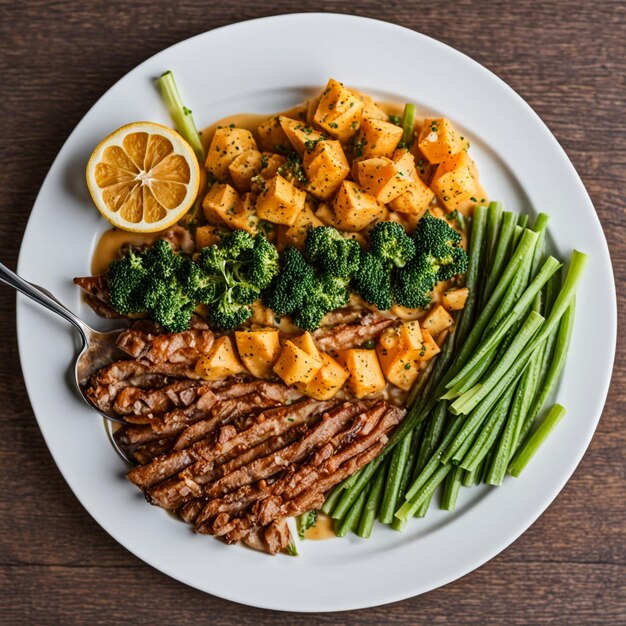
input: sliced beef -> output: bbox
[313,313,395,354]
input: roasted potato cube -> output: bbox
[195,336,246,380]
[305,97,320,125]
[235,329,281,379]
[356,157,412,203]
[257,116,290,153]
[376,327,402,373]
[228,149,263,192]
[382,350,421,391]
[430,150,479,211]
[333,181,387,231]
[442,287,469,311]
[195,224,225,250]
[303,140,350,200]
[417,118,468,164]
[355,117,403,159]
[302,352,350,400]
[279,116,326,154]
[314,79,364,142]
[256,175,306,226]
[387,150,434,215]
[273,340,323,385]
[283,202,325,248]
[338,348,386,398]
[205,127,257,180]
[421,304,454,336]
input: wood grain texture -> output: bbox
[0,0,624,623]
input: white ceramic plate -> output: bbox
[16,13,616,612]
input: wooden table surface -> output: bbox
[0,1,624,623]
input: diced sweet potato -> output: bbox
[442,287,469,311]
[205,127,258,180]
[257,116,290,153]
[303,140,350,200]
[387,149,434,216]
[195,224,225,250]
[421,305,454,336]
[228,149,263,192]
[399,320,423,350]
[202,183,239,226]
[256,175,306,226]
[410,143,436,184]
[279,116,326,154]
[203,184,259,233]
[418,329,440,360]
[357,157,412,203]
[314,79,363,142]
[430,151,479,212]
[235,329,281,379]
[195,336,246,381]
[282,201,325,248]
[303,352,350,400]
[376,323,432,389]
[359,95,389,121]
[417,118,467,164]
[355,117,403,159]
[273,340,323,385]
[290,331,321,360]
[333,181,387,231]
[305,97,320,125]
[338,348,386,398]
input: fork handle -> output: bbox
[0,261,89,343]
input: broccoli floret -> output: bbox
[392,255,438,309]
[370,221,416,268]
[144,278,196,332]
[180,257,217,304]
[207,291,253,330]
[262,247,315,316]
[107,240,196,331]
[107,249,148,315]
[353,252,393,311]
[391,213,468,309]
[305,226,361,277]
[197,230,280,330]
[246,233,280,290]
[293,273,350,331]
[413,212,467,280]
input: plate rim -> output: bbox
[15,12,617,612]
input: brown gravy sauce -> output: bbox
[91,228,172,275]
[304,512,336,540]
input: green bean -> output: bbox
[445,229,539,390]
[517,213,529,229]
[357,459,388,538]
[482,211,518,302]
[509,404,567,476]
[440,466,464,511]
[460,385,514,472]
[450,310,545,416]
[379,431,414,523]
[397,463,453,520]
[515,299,576,451]
[321,482,346,516]
[335,483,370,537]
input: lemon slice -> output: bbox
[86,121,200,232]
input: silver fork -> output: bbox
[1,261,136,462]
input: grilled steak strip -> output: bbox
[221,433,394,544]
[116,328,215,365]
[147,423,310,510]
[127,399,332,489]
[313,313,395,354]
[194,403,401,535]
